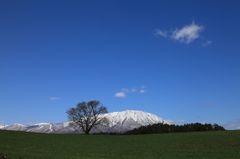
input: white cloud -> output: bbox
[171,22,204,44]
[155,22,207,44]
[154,29,168,37]
[50,97,60,100]
[202,40,212,47]
[140,90,146,93]
[141,85,147,88]
[114,92,126,98]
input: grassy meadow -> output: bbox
[0,130,240,159]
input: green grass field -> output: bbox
[1,130,240,159]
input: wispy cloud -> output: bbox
[131,88,137,92]
[167,119,186,125]
[114,92,126,98]
[50,97,60,100]
[154,29,167,37]
[141,85,146,88]
[155,21,209,45]
[115,86,147,98]
[202,40,212,47]
[140,86,147,93]
[121,88,129,92]
[223,118,240,130]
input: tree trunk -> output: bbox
[85,129,90,134]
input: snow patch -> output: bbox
[49,124,53,132]
[34,123,51,125]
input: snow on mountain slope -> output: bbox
[3,124,26,131]
[25,123,80,133]
[0,125,8,129]
[1,110,169,134]
[91,110,170,133]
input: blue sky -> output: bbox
[1,0,240,129]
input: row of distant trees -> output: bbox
[125,122,225,135]
[66,100,225,135]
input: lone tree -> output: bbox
[66,100,109,134]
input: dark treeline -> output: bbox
[92,123,225,135]
[124,122,225,135]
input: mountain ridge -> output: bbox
[1,110,170,134]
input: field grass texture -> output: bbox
[1,130,240,159]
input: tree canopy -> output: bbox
[66,100,109,134]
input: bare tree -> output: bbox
[66,100,109,134]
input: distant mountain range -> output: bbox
[0,110,170,134]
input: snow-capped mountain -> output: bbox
[94,110,170,133]
[1,110,170,134]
